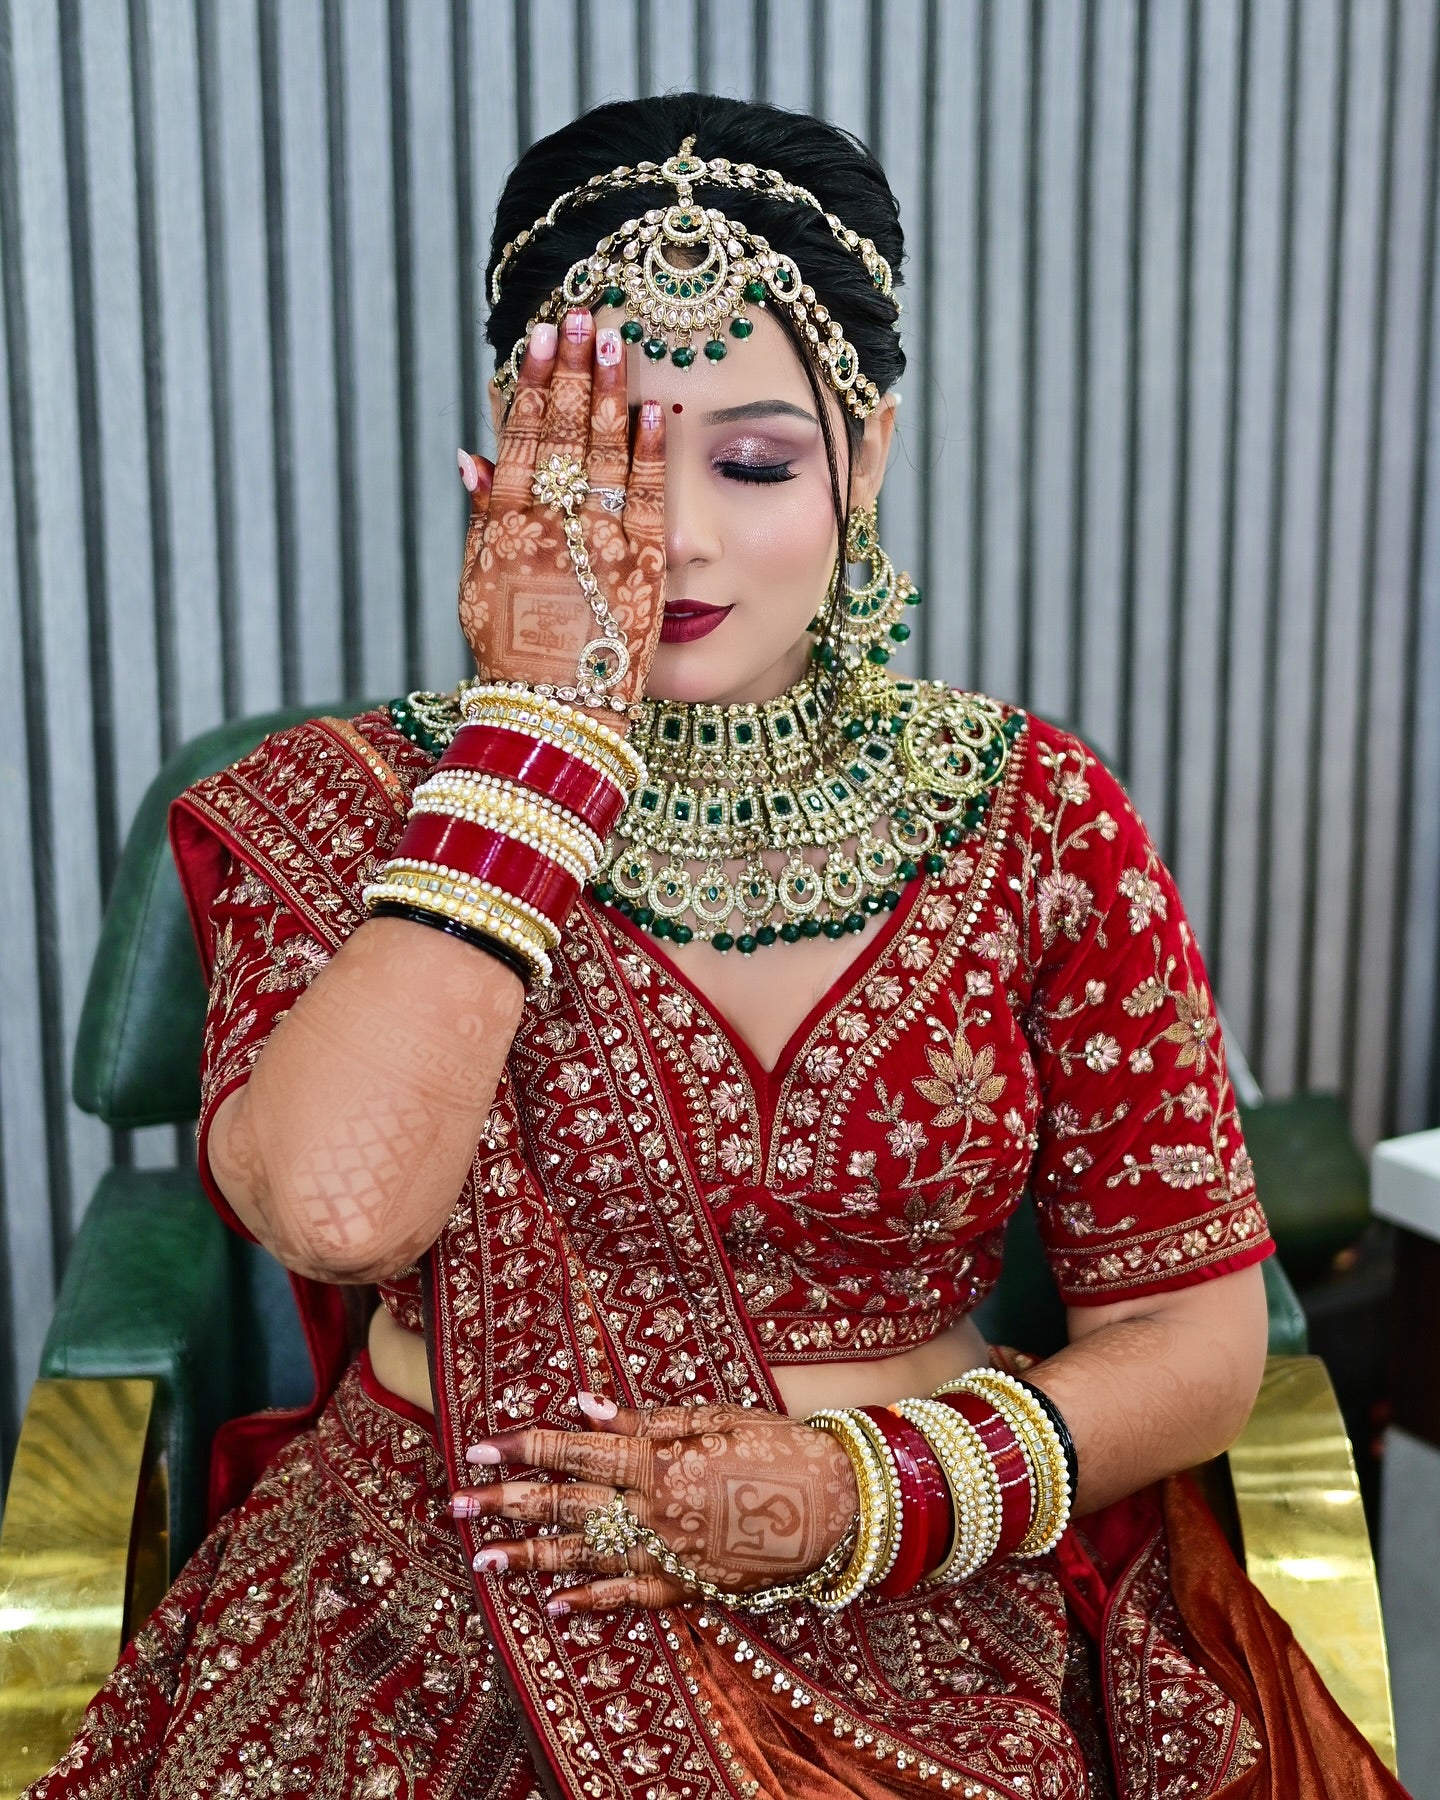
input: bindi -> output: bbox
[671,403,683,414]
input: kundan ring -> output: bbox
[531,453,590,514]
[581,1492,644,1560]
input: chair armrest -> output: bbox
[40,1166,239,1564]
[0,1378,164,1795]
[1226,1355,1397,1773]
[1261,1255,1309,1356]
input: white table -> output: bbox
[1372,1128,1440,1799]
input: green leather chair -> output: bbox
[0,706,1396,1791]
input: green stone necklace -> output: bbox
[592,669,1024,954]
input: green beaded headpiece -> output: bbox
[491,138,898,420]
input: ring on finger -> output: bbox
[580,1492,643,1560]
[592,486,627,514]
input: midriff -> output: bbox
[368,1300,994,1421]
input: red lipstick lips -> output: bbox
[659,600,734,644]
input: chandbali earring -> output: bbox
[813,502,923,721]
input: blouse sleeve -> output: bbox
[1015,724,1272,1305]
[193,855,332,1240]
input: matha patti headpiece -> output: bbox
[491,138,897,420]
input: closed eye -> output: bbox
[714,459,796,484]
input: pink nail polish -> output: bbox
[530,323,558,360]
[450,1493,485,1518]
[564,309,592,342]
[641,400,661,430]
[473,1547,509,1574]
[577,1391,618,1420]
[545,1598,571,1617]
[596,328,622,368]
[457,449,480,492]
[466,1443,503,1466]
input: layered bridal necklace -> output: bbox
[594,668,1023,952]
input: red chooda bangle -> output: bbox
[440,723,629,837]
[935,1389,1033,1561]
[394,813,580,927]
[862,1406,953,1597]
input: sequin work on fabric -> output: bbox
[23,1366,539,1800]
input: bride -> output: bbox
[29,91,1404,1800]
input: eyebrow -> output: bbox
[701,400,819,427]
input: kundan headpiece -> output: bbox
[491,137,897,419]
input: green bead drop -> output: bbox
[603,285,626,308]
[730,317,755,339]
[845,912,867,933]
[924,854,945,875]
[673,924,693,945]
[671,345,697,369]
[743,281,766,304]
[823,919,846,939]
[620,320,644,344]
[712,931,735,952]
[780,922,802,943]
[704,339,727,362]
[643,338,667,361]
[757,925,777,946]
[866,644,891,664]
[889,621,911,642]
[737,934,758,955]
[801,919,823,939]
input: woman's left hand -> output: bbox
[450,1394,859,1614]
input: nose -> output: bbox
[662,418,722,583]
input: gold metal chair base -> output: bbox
[0,1379,167,1795]
[0,1359,1396,1790]
[1226,1354,1397,1774]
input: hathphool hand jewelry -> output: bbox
[576,1492,859,1615]
[528,453,633,710]
[491,137,896,420]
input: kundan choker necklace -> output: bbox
[594,669,1023,950]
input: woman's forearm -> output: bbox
[1023,1263,1270,1515]
[207,915,526,1283]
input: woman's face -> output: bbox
[494,306,895,709]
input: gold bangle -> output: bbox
[844,1409,905,1589]
[804,1409,893,1608]
[362,865,556,983]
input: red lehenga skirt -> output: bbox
[24,1345,1403,1800]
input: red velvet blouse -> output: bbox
[186,700,1270,1363]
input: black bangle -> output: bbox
[1017,1378,1080,1496]
[367,900,533,987]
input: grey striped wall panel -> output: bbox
[2,0,1439,1492]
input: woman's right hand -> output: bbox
[456,311,667,716]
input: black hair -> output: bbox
[484,93,906,595]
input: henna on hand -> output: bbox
[459,316,667,715]
[453,1400,860,1614]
